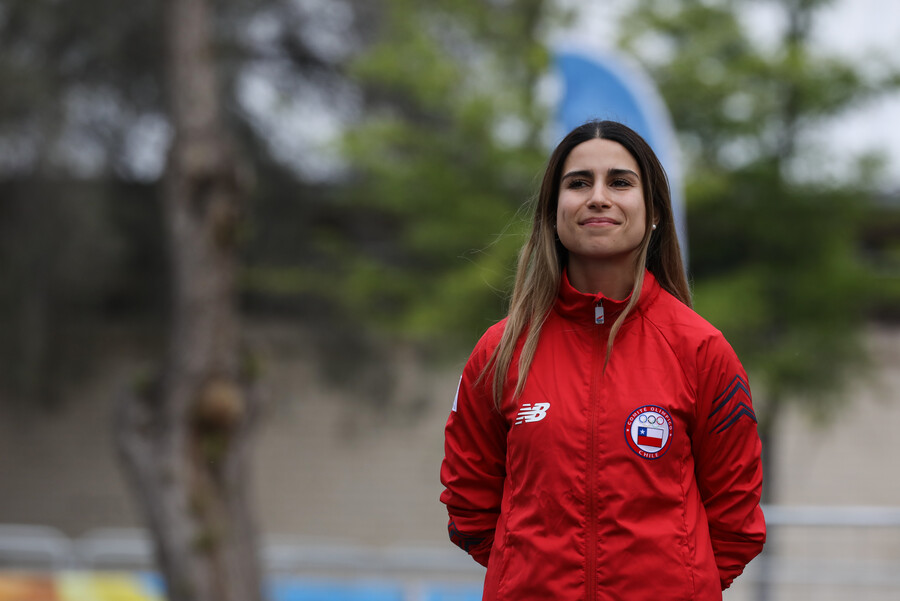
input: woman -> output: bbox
[440,120,765,600]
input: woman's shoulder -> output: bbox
[460,317,507,365]
[644,293,744,382]
[646,289,730,348]
[471,317,509,356]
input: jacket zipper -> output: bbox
[587,299,604,600]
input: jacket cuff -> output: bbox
[448,518,494,566]
[468,537,494,567]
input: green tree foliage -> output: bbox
[335,0,554,346]
[0,0,559,374]
[616,0,900,498]
[0,0,366,401]
[0,0,164,173]
[0,0,167,405]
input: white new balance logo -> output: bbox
[515,402,550,425]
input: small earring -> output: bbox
[651,224,657,230]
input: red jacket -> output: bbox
[440,271,765,600]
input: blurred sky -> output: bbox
[555,0,900,189]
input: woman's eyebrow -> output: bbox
[561,169,593,182]
[607,167,640,179]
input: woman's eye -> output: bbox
[611,178,632,188]
[567,179,589,189]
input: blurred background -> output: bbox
[0,0,898,600]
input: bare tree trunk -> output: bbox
[115,0,263,600]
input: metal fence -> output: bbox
[725,506,900,601]
[2,505,899,600]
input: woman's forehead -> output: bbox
[563,138,640,174]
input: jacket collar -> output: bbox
[555,268,661,325]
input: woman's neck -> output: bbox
[566,258,636,300]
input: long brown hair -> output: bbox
[483,120,690,409]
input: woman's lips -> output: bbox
[581,217,619,226]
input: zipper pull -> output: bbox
[595,301,605,325]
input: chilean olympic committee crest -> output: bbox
[625,405,674,459]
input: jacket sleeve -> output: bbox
[439,332,508,567]
[692,333,766,590]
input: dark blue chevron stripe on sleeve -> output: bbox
[709,375,757,434]
[448,519,486,553]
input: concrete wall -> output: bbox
[1,322,898,549]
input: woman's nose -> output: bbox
[586,186,611,209]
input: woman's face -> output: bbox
[555,138,647,270]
